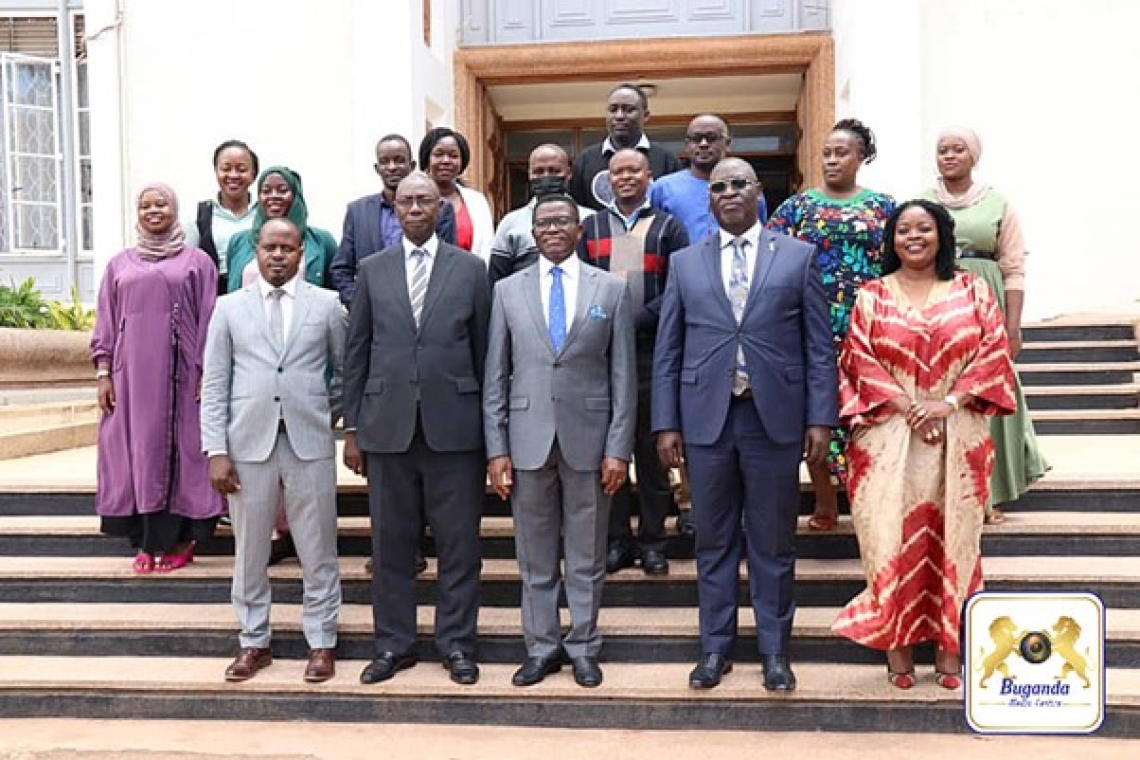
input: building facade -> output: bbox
[2,0,1137,320]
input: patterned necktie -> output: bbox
[268,288,285,349]
[548,265,566,353]
[409,248,429,328]
[728,238,751,395]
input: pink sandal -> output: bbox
[155,542,196,573]
[132,553,155,574]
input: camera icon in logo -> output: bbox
[1018,631,1053,664]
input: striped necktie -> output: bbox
[409,248,429,328]
[728,238,751,395]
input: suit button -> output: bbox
[277,367,283,373]
[273,396,280,402]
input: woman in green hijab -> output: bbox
[226,166,338,293]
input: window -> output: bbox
[0,13,90,256]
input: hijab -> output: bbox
[934,127,990,210]
[251,165,309,239]
[134,182,186,260]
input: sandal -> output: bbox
[887,668,916,690]
[132,553,155,574]
[984,507,1006,525]
[807,512,838,532]
[935,670,962,690]
[155,542,196,573]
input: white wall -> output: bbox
[87,0,456,280]
[833,0,1140,320]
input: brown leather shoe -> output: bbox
[225,647,272,682]
[304,648,336,683]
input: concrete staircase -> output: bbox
[0,318,1137,735]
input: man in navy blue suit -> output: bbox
[652,158,837,691]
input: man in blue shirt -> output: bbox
[650,114,768,242]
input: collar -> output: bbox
[602,133,651,155]
[539,253,580,280]
[718,222,762,252]
[402,234,439,258]
[607,198,652,229]
[258,272,301,298]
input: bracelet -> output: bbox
[95,369,110,380]
[944,394,960,412]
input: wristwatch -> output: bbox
[944,394,960,411]
[95,369,110,380]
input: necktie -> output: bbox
[409,249,429,328]
[268,288,285,350]
[549,265,566,353]
[728,238,750,395]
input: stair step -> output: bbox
[0,656,1135,734]
[1025,384,1139,412]
[1018,340,1138,364]
[1021,319,1137,343]
[1016,362,1140,387]
[1031,409,1140,435]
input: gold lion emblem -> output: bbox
[1051,616,1092,688]
[977,616,1022,687]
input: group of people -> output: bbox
[90,81,1044,693]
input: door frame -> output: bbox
[454,32,834,208]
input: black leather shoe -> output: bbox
[605,542,638,574]
[414,551,428,575]
[570,656,603,688]
[689,653,732,689]
[677,508,695,539]
[641,549,669,576]
[359,651,417,684]
[443,651,480,685]
[761,653,797,691]
[268,533,296,566]
[512,653,563,686]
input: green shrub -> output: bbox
[0,277,94,330]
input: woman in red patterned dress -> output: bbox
[831,200,1016,690]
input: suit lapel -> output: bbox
[378,251,418,333]
[744,229,780,315]
[418,244,456,334]
[521,267,556,358]
[560,265,599,354]
[242,286,281,355]
[702,237,735,323]
[364,195,383,256]
[282,281,314,361]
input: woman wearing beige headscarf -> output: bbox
[919,128,1049,524]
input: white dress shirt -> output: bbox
[258,272,301,347]
[402,234,440,297]
[539,253,580,331]
[718,222,762,298]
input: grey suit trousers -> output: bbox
[229,431,341,649]
[512,441,610,659]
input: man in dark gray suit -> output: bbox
[483,194,636,688]
[201,217,346,684]
[653,158,837,692]
[329,134,456,307]
[343,172,490,686]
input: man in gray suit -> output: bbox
[483,193,637,689]
[343,171,490,686]
[201,217,347,684]
[653,158,837,691]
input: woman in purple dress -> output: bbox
[91,182,225,573]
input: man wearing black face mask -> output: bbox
[488,144,594,288]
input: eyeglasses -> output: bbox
[709,178,757,194]
[686,132,726,145]
[394,195,438,209]
[533,216,577,230]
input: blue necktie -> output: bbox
[549,265,566,353]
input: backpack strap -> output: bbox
[196,200,219,263]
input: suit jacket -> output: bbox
[200,280,347,462]
[483,261,637,472]
[651,229,838,446]
[343,241,490,454]
[329,193,457,306]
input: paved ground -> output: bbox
[0,720,1137,760]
